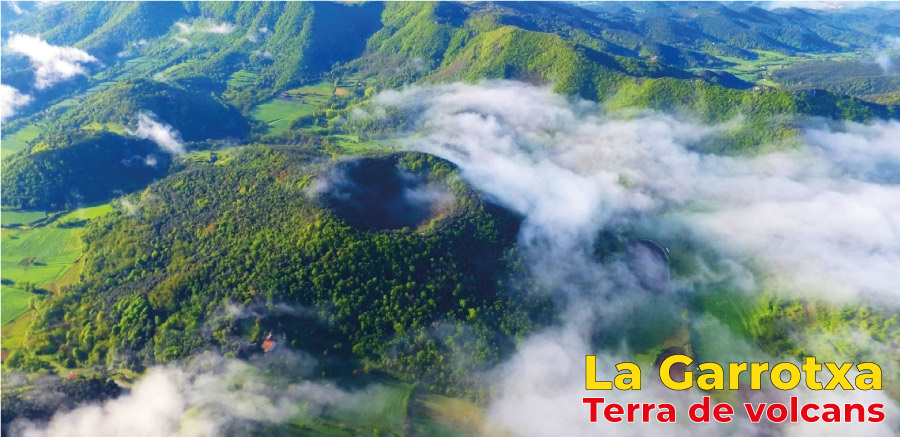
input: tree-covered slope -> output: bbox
[6,0,896,130]
[771,57,900,105]
[431,25,690,99]
[604,77,896,153]
[1,132,171,210]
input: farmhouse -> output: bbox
[261,332,276,353]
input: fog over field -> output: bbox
[371,82,900,436]
[12,82,900,436]
[374,82,900,304]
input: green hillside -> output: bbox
[39,79,250,145]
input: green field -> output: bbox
[1,226,82,285]
[1,210,47,227]
[687,289,770,400]
[58,203,113,222]
[291,382,413,435]
[1,124,42,161]
[0,288,32,325]
[285,81,335,97]
[693,49,861,88]
[0,203,113,326]
[288,383,490,436]
[250,99,317,135]
[329,134,390,153]
[227,70,258,86]
[181,149,235,165]
[324,383,411,432]
[690,288,765,341]
[226,69,259,94]
[409,392,493,437]
[82,121,127,135]
[249,80,370,136]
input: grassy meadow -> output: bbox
[250,98,317,135]
[1,204,112,339]
[1,124,42,161]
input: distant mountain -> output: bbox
[4,1,896,119]
[577,2,900,58]
[2,1,897,213]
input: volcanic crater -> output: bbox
[313,155,457,231]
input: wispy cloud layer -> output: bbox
[359,81,900,434]
[369,82,900,303]
[10,352,391,437]
[6,34,98,89]
[8,1,24,14]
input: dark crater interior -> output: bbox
[314,156,455,231]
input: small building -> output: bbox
[261,332,276,353]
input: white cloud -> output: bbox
[872,35,900,73]
[367,82,900,304]
[764,2,900,11]
[175,20,234,36]
[246,27,268,43]
[175,21,192,34]
[117,39,150,58]
[251,49,273,59]
[6,33,98,89]
[360,82,900,436]
[886,35,900,50]
[173,36,192,47]
[206,23,234,35]
[0,84,32,121]
[874,51,892,73]
[130,112,185,155]
[9,352,393,437]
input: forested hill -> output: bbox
[9,149,549,398]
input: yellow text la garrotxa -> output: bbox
[582,355,885,424]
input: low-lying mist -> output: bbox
[370,82,900,304]
[363,81,900,435]
[10,350,396,437]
